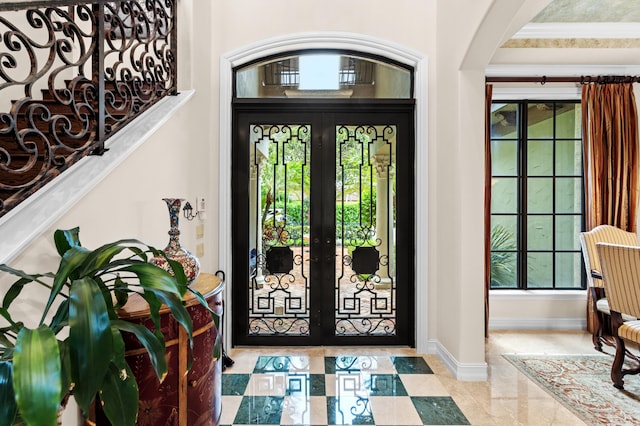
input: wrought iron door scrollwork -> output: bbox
[248,123,311,336]
[335,124,396,336]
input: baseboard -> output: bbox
[489,317,586,330]
[420,318,585,382]
[425,339,488,381]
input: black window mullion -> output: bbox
[519,101,528,290]
[552,103,557,289]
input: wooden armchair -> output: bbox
[579,225,638,351]
[596,242,640,389]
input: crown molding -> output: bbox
[513,22,640,39]
[486,64,640,77]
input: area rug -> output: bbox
[503,354,640,425]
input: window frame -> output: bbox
[490,98,586,291]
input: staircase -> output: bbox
[0,0,177,219]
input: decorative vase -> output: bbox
[151,198,200,284]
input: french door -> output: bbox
[232,101,414,346]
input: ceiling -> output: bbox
[507,0,640,48]
[532,0,640,22]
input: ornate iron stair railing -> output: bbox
[0,0,177,218]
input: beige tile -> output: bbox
[323,346,416,357]
[225,348,261,374]
[399,374,449,396]
[285,355,313,372]
[369,396,423,425]
[245,373,288,396]
[219,395,242,425]
[307,355,327,374]
[281,395,328,425]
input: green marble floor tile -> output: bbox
[326,396,375,425]
[286,373,326,396]
[366,374,408,396]
[391,356,434,374]
[411,396,470,425]
[222,373,251,395]
[233,395,285,425]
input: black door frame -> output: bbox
[232,99,415,346]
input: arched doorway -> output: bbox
[219,34,428,349]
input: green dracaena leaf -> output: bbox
[49,298,70,335]
[0,361,17,426]
[1,276,32,310]
[69,277,113,415]
[121,262,186,297]
[99,362,138,426]
[185,287,221,357]
[213,333,222,360]
[109,327,127,372]
[113,276,129,309]
[58,340,72,406]
[13,326,62,426]
[76,243,129,277]
[0,328,16,351]
[89,275,118,321]
[0,265,54,309]
[149,249,188,287]
[54,227,81,257]
[187,287,216,318]
[78,238,153,277]
[0,307,20,332]
[150,290,193,341]
[151,290,194,370]
[112,319,168,382]
[44,246,90,323]
[128,245,148,261]
[167,257,188,285]
[140,290,163,340]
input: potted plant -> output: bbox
[0,227,219,426]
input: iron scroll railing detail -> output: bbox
[0,0,177,218]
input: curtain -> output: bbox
[582,82,639,232]
[484,84,493,338]
[581,82,639,333]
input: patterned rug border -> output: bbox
[503,353,640,426]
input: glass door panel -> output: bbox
[248,124,311,335]
[335,125,396,336]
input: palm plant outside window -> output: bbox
[490,100,585,290]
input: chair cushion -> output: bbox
[596,298,637,321]
[619,320,640,343]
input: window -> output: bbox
[234,51,412,99]
[490,100,584,290]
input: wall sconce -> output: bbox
[183,197,206,221]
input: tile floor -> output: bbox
[221,331,596,425]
